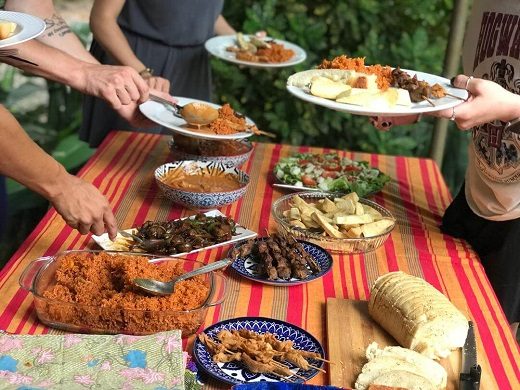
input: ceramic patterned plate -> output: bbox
[286,69,468,117]
[230,238,332,286]
[205,35,307,68]
[139,97,255,141]
[92,209,257,254]
[193,317,324,385]
[0,11,46,49]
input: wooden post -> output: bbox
[429,0,470,165]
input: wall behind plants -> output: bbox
[214,0,469,192]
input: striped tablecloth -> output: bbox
[0,131,518,389]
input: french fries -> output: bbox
[283,194,395,239]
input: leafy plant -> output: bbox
[215,0,467,189]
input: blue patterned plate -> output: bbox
[230,238,332,286]
[193,317,325,385]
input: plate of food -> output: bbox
[92,210,257,256]
[229,233,332,286]
[286,55,469,116]
[205,33,307,68]
[273,152,391,197]
[0,11,46,49]
[193,316,326,385]
[139,97,257,140]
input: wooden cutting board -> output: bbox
[326,298,461,389]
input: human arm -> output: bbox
[3,0,150,108]
[430,75,520,130]
[0,105,117,238]
[214,14,236,35]
[89,0,169,92]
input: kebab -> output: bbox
[230,233,322,281]
[198,329,329,380]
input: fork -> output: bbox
[0,48,18,57]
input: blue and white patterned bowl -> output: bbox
[168,137,254,168]
[230,238,333,286]
[193,317,324,385]
[155,161,250,209]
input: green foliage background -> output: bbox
[214,0,469,191]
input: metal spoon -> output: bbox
[149,94,219,127]
[118,230,143,243]
[133,258,233,296]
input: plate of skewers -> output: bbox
[193,317,327,385]
[229,233,332,286]
[286,55,469,117]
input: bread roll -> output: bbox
[355,342,447,390]
[0,21,17,40]
[368,271,468,359]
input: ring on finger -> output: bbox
[449,107,456,121]
[465,76,474,90]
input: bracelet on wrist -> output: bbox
[138,67,154,79]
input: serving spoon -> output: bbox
[149,94,219,127]
[133,258,233,296]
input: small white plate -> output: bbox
[92,210,257,255]
[286,69,469,117]
[205,34,307,68]
[0,11,46,49]
[139,97,256,140]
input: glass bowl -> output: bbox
[271,191,395,254]
[19,250,226,336]
[168,136,253,168]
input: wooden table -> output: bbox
[0,131,518,389]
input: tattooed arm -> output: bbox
[4,0,95,62]
[2,0,151,112]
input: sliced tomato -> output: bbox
[301,175,317,186]
[323,164,341,171]
[298,159,310,166]
[321,171,338,179]
[342,165,361,172]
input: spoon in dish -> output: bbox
[133,258,233,296]
[149,94,218,127]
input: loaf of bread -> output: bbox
[355,342,447,390]
[0,21,17,40]
[368,271,468,359]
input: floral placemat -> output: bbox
[0,331,184,389]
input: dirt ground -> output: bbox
[55,0,92,23]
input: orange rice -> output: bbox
[318,55,393,90]
[39,252,211,335]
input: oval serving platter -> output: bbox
[193,316,325,385]
[230,237,332,286]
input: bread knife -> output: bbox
[459,321,481,390]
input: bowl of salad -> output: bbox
[273,152,390,197]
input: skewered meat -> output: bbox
[198,330,325,380]
[230,233,322,281]
[391,67,446,103]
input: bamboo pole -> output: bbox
[429,0,471,165]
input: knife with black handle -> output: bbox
[459,321,481,390]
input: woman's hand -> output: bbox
[431,75,520,130]
[145,76,170,93]
[369,115,421,131]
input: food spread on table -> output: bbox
[0,20,16,40]
[226,32,294,63]
[274,152,391,196]
[229,233,322,281]
[287,55,458,110]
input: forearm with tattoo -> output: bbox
[44,13,72,38]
